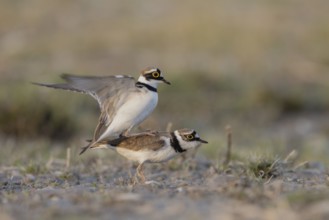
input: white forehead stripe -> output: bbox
[144,69,158,74]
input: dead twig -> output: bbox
[66,147,71,170]
[222,125,232,167]
[166,122,173,132]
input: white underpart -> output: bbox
[97,75,160,141]
[113,137,177,164]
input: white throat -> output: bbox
[174,130,201,150]
[137,75,159,88]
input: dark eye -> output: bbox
[152,72,160,78]
[186,134,194,140]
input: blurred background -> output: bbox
[1,0,328,165]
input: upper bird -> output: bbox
[33,67,170,153]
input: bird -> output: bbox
[90,128,208,183]
[32,67,170,154]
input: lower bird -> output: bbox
[90,128,208,183]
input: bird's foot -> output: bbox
[144,180,162,186]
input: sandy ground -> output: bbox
[1,154,329,220]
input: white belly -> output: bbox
[115,145,177,164]
[98,91,158,141]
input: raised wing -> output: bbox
[34,74,138,143]
[33,74,136,108]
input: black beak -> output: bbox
[198,138,208,144]
[162,78,171,85]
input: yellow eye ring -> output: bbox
[152,72,160,78]
[186,134,194,140]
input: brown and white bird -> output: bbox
[33,67,170,154]
[90,128,208,182]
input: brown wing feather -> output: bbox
[92,89,132,141]
[110,133,167,151]
[92,112,108,141]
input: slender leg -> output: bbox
[121,126,133,137]
[137,130,158,136]
[136,126,158,136]
[122,129,158,139]
[121,130,129,137]
[136,163,145,183]
[130,129,158,136]
[134,163,161,186]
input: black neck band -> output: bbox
[170,132,186,153]
[135,82,157,92]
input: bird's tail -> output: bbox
[79,143,92,155]
[79,140,109,155]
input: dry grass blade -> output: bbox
[284,150,298,163]
[293,161,309,170]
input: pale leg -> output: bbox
[136,163,145,183]
[121,126,133,137]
